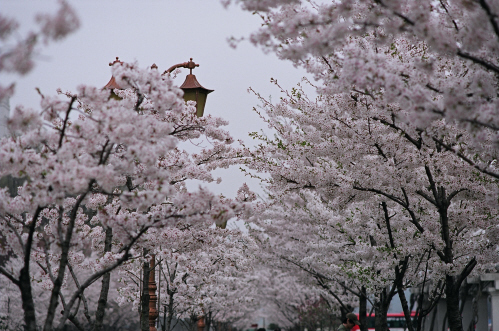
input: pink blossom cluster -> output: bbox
[0,56,250,330]
[227,1,499,329]
[0,1,80,101]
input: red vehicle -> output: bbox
[352,312,417,331]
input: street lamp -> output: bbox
[164,58,214,117]
[104,58,213,331]
[105,57,214,117]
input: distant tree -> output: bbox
[117,222,257,331]
[228,1,499,330]
[240,76,498,331]
[0,1,80,102]
[229,0,499,181]
[268,323,278,330]
[0,9,248,329]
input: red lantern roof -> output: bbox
[103,57,123,90]
[180,74,214,94]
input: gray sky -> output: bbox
[2,0,311,198]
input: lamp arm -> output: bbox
[163,58,199,75]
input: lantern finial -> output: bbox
[109,57,123,66]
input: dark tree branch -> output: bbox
[456,258,477,290]
[279,254,364,301]
[447,188,467,202]
[457,50,499,74]
[55,218,164,330]
[58,96,77,149]
[19,206,43,331]
[354,185,426,233]
[315,276,352,313]
[423,165,439,203]
[68,316,85,331]
[382,202,396,250]
[321,56,335,73]
[372,117,422,149]
[0,266,19,285]
[433,137,499,179]
[374,143,388,161]
[353,185,404,205]
[425,83,442,94]
[415,190,437,205]
[67,263,92,325]
[439,0,459,31]
[98,139,110,166]
[419,280,445,318]
[376,0,415,26]
[135,92,144,113]
[478,0,499,41]
[44,188,91,331]
[462,118,499,131]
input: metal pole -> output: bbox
[149,255,159,331]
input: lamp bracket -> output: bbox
[163,58,199,75]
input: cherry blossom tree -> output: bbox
[228,0,499,180]
[225,1,499,330]
[238,75,498,331]
[246,191,368,322]
[0,0,80,102]
[116,223,257,331]
[0,48,249,331]
[0,5,258,331]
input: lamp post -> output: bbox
[104,58,213,331]
[148,257,159,331]
[104,57,214,118]
[164,58,214,117]
[197,313,206,331]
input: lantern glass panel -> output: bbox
[182,89,208,117]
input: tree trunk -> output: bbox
[374,290,390,331]
[445,276,464,331]
[374,304,388,331]
[397,285,414,331]
[206,311,212,331]
[93,226,113,331]
[165,294,175,331]
[44,196,88,331]
[359,287,368,331]
[19,265,37,331]
[19,207,41,331]
[141,259,150,331]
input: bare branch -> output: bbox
[433,137,499,179]
[0,266,19,285]
[456,258,477,289]
[372,116,422,149]
[58,96,77,149]
[457,50,499,74]
[478,0,499,41]
[439,0,459,31]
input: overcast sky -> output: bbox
[2,0,312,199]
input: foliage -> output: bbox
[0,5,251,329]
[228,1,499,331]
